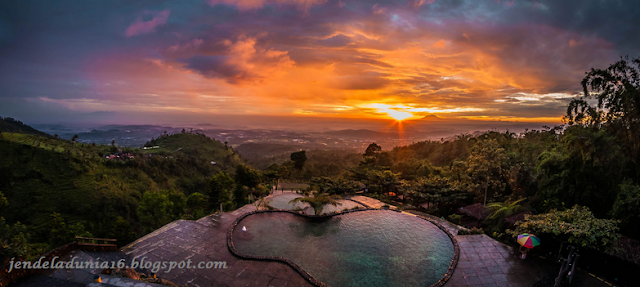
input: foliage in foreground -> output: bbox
[289,191,342,215]
[508,205,619,249]
[0,131,260,259]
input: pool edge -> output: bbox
[226,208,460,287]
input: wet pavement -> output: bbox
[13,192,615,286]
[121,203,314,287]
[122,194,612,287]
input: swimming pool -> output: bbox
[231,210,456,287]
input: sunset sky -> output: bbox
[1,0,639,128]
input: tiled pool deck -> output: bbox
[121,203,314,287]
[119,192,611,287]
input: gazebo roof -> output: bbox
[505,211,532,225]
[459,203,489,220]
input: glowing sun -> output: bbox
[386,110,413,121]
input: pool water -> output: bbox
[265,193,308,210]
[232,210,455,287]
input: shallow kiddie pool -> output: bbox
[265,193,365,214]
[232,210,455,287]
[265,193,308,210]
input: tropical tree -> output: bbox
[235,164,262,188]
[234,185,250,206]
[328,178,362,195]
[486,198,527,221]
[0,216,30,258]
[47,212,92,247]
[138,190,175,229]
[410,176,468,210]
[289,191,342,215]
[508,205,619,250]
[264,163,287,185]
[566,57,640,164]
[0,191,7,208]
[108,216,136,245]
[310,177,334,193]
[186,192,208,218]
[290,151,307,170]
[208,172,234,211]
[536,126,624,216]
[466,139,507,205]
[368,170,401,195]
[309,177,361,195]
[611,180,640,237]
[363,142,382,158]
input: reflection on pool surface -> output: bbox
[232,210,455,287]
[265,193,364,214]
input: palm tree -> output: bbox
[289,191,342,215]
[486,198,527,221]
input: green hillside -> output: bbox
[144,131,244,166]
[0,128,252,259]
[0,117,51,137]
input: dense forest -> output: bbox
[0,126,268,260]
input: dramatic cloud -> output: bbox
[1,0,639,126]
[125,10,170,37]
[208,0,327,11]
[184,36,295,84]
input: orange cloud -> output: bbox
[185,36,295,84]
[125,10,170,37]
[431,39,446,48]
[208,0,327,11]
[78,3,619,123]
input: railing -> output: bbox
[75,237,117,251]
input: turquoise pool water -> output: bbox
[265,194,364,214]
[232,210,454,287]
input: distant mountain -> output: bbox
[420,114,443,120]
[0,117,51,137]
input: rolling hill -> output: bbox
[0,122,248,259]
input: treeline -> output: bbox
[0,117,51,137]
[0,131,269,260]
[264,58,640,248]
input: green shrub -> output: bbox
[448,214,463,225]
[458,227,484,235]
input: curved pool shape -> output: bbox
[232,210,455,287]
[266,194,365,215]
